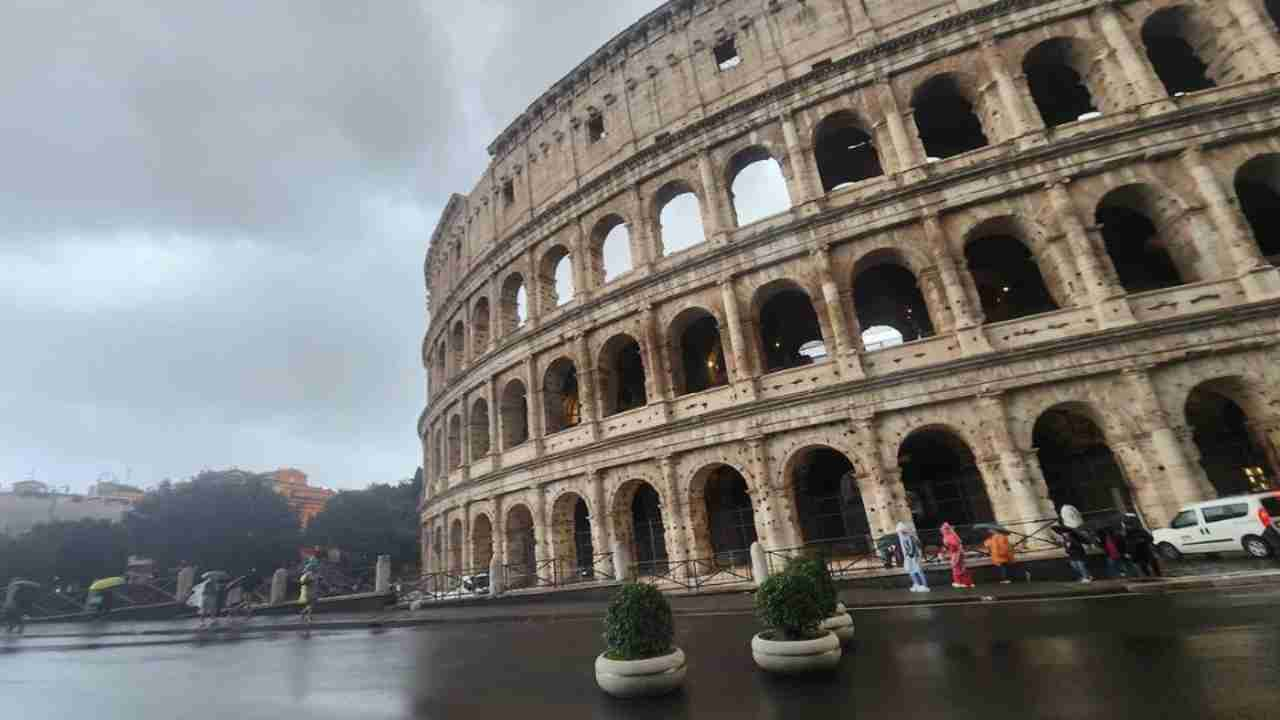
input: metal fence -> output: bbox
[633,549,755,593]
[410,552,618,603]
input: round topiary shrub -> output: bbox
[603,582,675,661]
[754,569,825,641]
[787,557,838,616]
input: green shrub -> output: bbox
[755,569,825,641]
[603,582,675,660]
[787,556,838,616]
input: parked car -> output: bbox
[1152,492,1280,560]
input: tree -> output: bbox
[304,477,420,571]
[0,519,130,586]
[125,472,300,575]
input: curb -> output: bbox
[1124,571,1280,594]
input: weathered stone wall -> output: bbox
[418,0,1280,577]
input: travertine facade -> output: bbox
[419,0,1280,581]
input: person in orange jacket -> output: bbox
[983,528,1020,584]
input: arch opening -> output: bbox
[899,428,994,529]
[852,256,934,347]
[472,298,491,355]
[432,428,444,482]
[591,216,632,286]
[657,183,707,256]
[543,358,581,434]
[912,74,989,160]
[1142,7,1216,96]
[1095,187,1186,294]
[791,447,870,548]
[814,111,884,192]
[757,282,825,373]
[472,514,493,571]
[504,505,537,589]
[1034,406,1134,514]
[449,520,463,574]
[469,399,490,458]
[1269,0,1280,29]
[965,233,1058,323]
[538,245,574,311]
[1023,38,1099,128]
[500,379,529,448]
[599,334,648,416]
[500,273,527,333]
[551,494,595,582]
[728,147,792,226]
[628,483,668,575]
[691,465,757,562]
[671,308,728,395]
[1186,380,1279,496]
[1234,155,1280,263]
[450,321,466,375]
[447,415,462,469]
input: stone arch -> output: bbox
[447,414,463,469]
[727,145,792,227]
[911,72,990,160]
[898,425,995,529]
[611,479,668,574]
[783,445,872,549]
[598,332,647,416]
[753,278,825,373]
[432,524,444,574]
[450,320,466,376]
[537,244,574,312]
[432,427,445,480]
[813,109,884,193]
[1185,376,1279,496]
[851,248,936,348]
[590,214,633,286]
[962,215,1063,323]
[472,297,491,355]
[655,179,707,256]
[500,378,529,448]
[550,491,595,581]
[500,272,527,333]
[449,518,463,574]
[434,343,448,390]
[1094,183,1202,293]
[1233,154,1280,262]
[469,397,490,458]
[1140,5,1226,96]
[687,463,757,562]
[504,503,537,588]
[543,357,581,433]
[1033,402,1135,514]
[1023,37,1102,127]
[669,306,728,395]
[472,513,494,570]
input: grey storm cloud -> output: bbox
[0,0,665,492]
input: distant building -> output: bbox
[89,481,145,504]
[11,480,49,496]
[268,468,334,527]
[0,487,131,537]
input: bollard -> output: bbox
[488,554,504,597]
[612,539,633,583]
[751,542,769,585]
[175,566,195,601]
[375,555,392,594]
[269,568,288,606]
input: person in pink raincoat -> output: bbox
[941,522,975,588]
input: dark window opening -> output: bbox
[502,179,515,206]
[912,75,989,160]
[703,467,757,559]
[1142,10,1216,96]
[573,499,595,575]
[600,336,647,416]
[965,235,1058,323]
[1269,0,1280,29]
[470,400,490,457]
[1095,201,1184,294]
[447,415,462,469]
[631,484,668,574]
[794,448,869,548]
[505,507,536,589]
[1234,157,1280,263]
[472,516,493,570]
[814,113,884,192]
[758,287,824,373]
[675,313,728,395]
[543,360,580,433]
[714,37,741,71]
[501,381,529,448]
[852,263,934,346]
[1187,386,1278,496]
[1034,408,1133,514]
[899,430,994,530]
[1024,39,1098,127]
[587,114,606,144]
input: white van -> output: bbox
[1153,492,1280,560]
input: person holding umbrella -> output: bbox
[1054,505,1093,583]
[4,579,41,634]
[941,522,975,588]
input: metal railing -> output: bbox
[634,549,755,593]
[410,552,618,603]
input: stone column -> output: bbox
[574,333,600,439]
[571,221,592,300]
[745,435,793,551]
[460,398,471,472]
[922,214,991,353]
[486,375,501,466]
[848,414,911,536]
[1123,367,1216,525]
[489,275,502,351]
[1095,2,1172,109]
[781,111,819,206]
[980,39,1038,137]
[534,484,551,570]
[630,185,657,270]
[461,505,472,571]
[375,555,391,594]
[641,305,673,404]
[978,393,1055,522]
[1225,0,1280,75]
[658,455,690,566]
[697,149,730,240]
[525,355,545,456]
[719,276,758,399]
[525,249,543,327]
[876,79,923,173]
[1047,180,1136,326]
[588,469,614,577]
[917,267,956,333]
[811,245,864,378]
[1180,147,1280,300]
[491,495,506,567]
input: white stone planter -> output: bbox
[751,630,842,674]
[820,603,854,646]
[595,647,687,698]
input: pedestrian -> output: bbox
[1123,515,1162,578]
[983,528,1019,583]
[898,522,930,593]
[1100,528,1128,579]
[4,580,36,635]
[1056,524,1093,583]
[299,569,319,624]
[941,522,975,588]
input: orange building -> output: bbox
[269,468,334,527]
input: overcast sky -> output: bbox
[0,1,668,493]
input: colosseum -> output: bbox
[418,0,1280,588]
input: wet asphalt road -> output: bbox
[4,586,1279,720]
